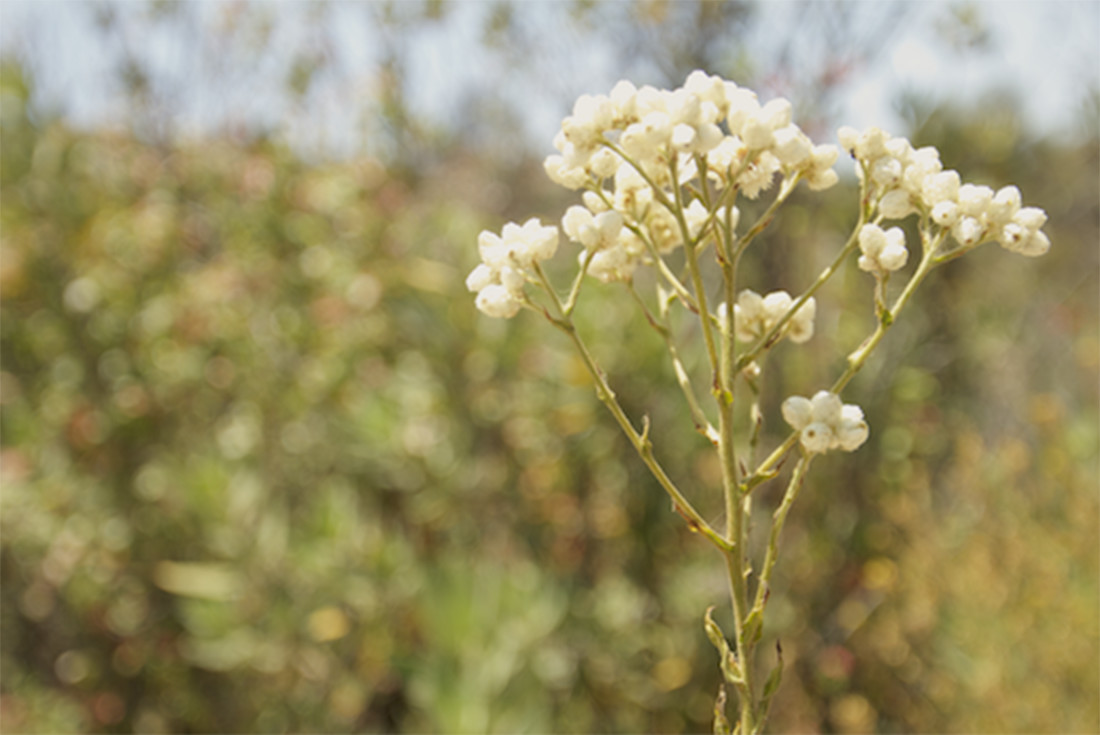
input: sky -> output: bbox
[1,1,1097,157]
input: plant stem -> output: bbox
[533,263,730,552]
[748,226,944,485]
[834,228,942,393]
[752,453,813,614]
[735,206,866,373]
[627,283,719,443]
[724,546,755,734]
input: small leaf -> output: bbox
[713,684,731,735]
[763,647,783,698]
[722,650,744,685]
[705,607,744,685]
[756,640,785,729]
[743,466,779,493]
[703,606,729,654]
[742,607,763,648]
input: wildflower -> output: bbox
[562,206,624,251]
[467,218,559,318]
[732,289,816,344]
[857,224,908,274]
[782,391,869,453]
[840,125,1050,257]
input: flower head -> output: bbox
[840,125,1050,257]
[468,218,560,318]
[857,224,909,274]
[731,289,816,345]
[782,391,869,453]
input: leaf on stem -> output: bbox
[756,641,785,731]
[713,684,732,735]
[742,605,764,649]
[741,465,779,494]
[704,606,728,652]
[704,606,744,685]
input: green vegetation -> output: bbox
[1,17,1097,732]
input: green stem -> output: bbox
[747,226,945,485]
[563,248,596,315]
[628,283,719,443]
[751,453,813,614]
[734,173,801,258]
[670,155,722,380]
[735,204,866,372]
[532,263,730,552]
[834,228,943,392]
[707,158,756,735]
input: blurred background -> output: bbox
[1,1,1097,732]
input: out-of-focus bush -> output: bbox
[2,40,1097,734]
[0,57,728,733]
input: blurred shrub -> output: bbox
[0,57,727,733]
[1,51,1097,735]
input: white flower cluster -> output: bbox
[547,71,840,197]
[721,289,816,345]
[465,218,559,318]
[782,390,869,454]
[857,223,908,274]
[839,126,1050,257]
[469,71,843,317]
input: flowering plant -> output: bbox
[467,70,1049,733]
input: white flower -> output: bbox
[585,241,637,283]
[561,93,613,152]
[733,289,816,344]
[999,205,1050,256]
[733,289,767,342]
[805,144,840,191]
[988,185,1021,225]
[737,150,781,199]
[878,189,915,220]
[951,216,985,247]
[1010,228,1051,257]
[931,200,959,227]
[683,199,712,241]
[543,154,587,190]
[837,125,860,155]
[684,70,727,112]
[562,206,624,251]
[612,162,653,218]
[609,79,639,123]
[772,124,813,168]
[920,170,961,207]
[465,263,494,293]
[782,391,869,454]
[588,147,620,179]
[858,224,908,273]
[956,183,994,221]
[706,135,748,183]
[723,85,760,132]
[621,111,672,160]
[489,218,558,266]
[870,156,903,187]
[582,190,610,213]
[475,283,522,319]
[839,126,889,160]
[646,207,683,254]
[1014,206,1048,231]
[900,146,943,194]
[469,218,559,318]
[783,295,816,344]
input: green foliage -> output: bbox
[1,53,1097,735]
